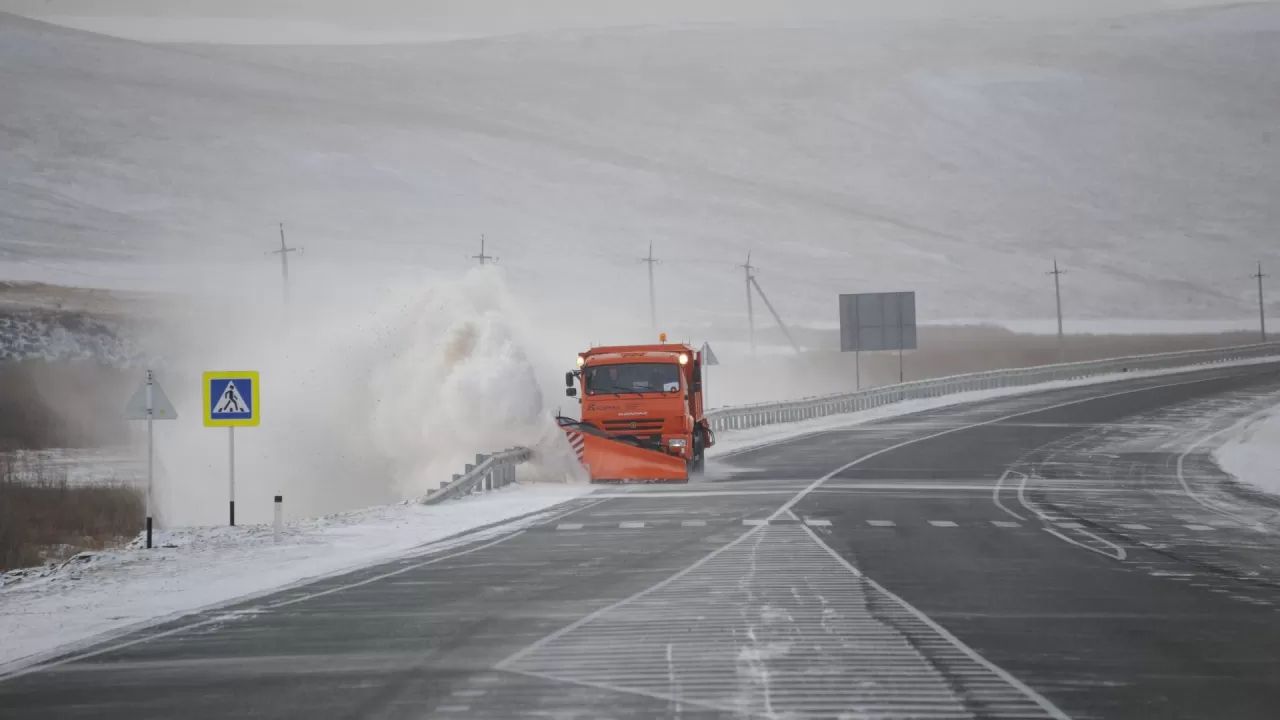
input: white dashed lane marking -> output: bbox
[544,518,1237,536]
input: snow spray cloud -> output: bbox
[365,266,584,497]
[150,265,581,527]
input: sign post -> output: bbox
[124,370,177,549]
[203,371,260,527]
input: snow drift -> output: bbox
[1214,406,1280,500]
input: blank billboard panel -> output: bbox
[839,291,917,352]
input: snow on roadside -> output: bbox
[1214,408,1280,498]
[708,354,1280,459]
[0,482,592,672]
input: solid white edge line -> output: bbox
[799,524,1072,720]
[1076,529,1128,560]
[993,470,1028,520]
[1017,470,1051,522]
[1043,529,1124,561]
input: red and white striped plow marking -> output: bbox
[563,429,586,465]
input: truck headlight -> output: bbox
[668,438,687,448]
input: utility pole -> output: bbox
[268,223,301,306]
[1254,261,1269,342]
[742,253,757,354]
[641,242,658,333]
[1048,258,1066,363]
[473,235,496,266]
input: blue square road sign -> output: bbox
[203,371,260,427]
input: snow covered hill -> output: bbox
[2,5,1278,327]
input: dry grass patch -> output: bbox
[0,458,143,572]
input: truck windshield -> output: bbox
[585,363,681,395]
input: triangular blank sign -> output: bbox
[124,378,178,420]
[701,342,720,366]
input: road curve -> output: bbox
[4,363,1280,719]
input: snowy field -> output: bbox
[0,483,592,673]
[1,3,1278,328]
[1214,407,1280,499]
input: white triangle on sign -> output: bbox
[701,342,720,366]
[124,378,178,420]
[214,381,250,414]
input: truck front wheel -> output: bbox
[689,431,706,475]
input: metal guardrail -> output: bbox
[705,342,1280,433]
[425,342,1280,502]
[421,447,531,505]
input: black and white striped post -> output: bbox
[273,495,282,544]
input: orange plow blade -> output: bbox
[562,424,688,483]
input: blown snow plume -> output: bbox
[366,267,584,497]
[148,265,581,527]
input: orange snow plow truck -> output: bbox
[560,338,714,483]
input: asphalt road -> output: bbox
[5,363,1280,719]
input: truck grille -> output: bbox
[603,419,665,433]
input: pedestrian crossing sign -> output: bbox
[203,371,260,427]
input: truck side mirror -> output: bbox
[692,365,702,383]
[566,387,578,397]
[692,381,702,392]
[565,372,575,387]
